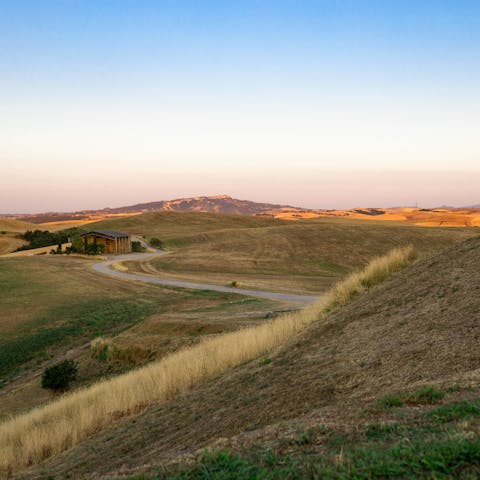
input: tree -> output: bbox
[41,360,78,391]
[131,240,145,252]
[150,237,163,248]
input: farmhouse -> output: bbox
[80,230,132,254]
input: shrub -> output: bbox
[90,337,152,366]
[41,360,78,391]
[85,242,106,255]
[149,237,163,248]
[68,236,85,254]
[131,241,145,252]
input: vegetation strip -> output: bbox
[0,246,415,476]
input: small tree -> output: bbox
[150,237,163,248]
[131,240,145,252]
[41,360,78,391]
[68,236,85,254]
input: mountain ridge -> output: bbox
[4,195,302,224]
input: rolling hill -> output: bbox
[5,195,480,228]
[270,206,480,227]
[92,211,476,294]
[0,218,36,254]
[16,235,480,479]
[7,195,300,224]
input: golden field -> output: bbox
[270,206,480,226]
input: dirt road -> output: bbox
[92,252,318,305]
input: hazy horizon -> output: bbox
[1,1,479,213]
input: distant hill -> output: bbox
[9,195,301,224]
[6,196,480,227]
[102,194,298,215]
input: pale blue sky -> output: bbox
[1,1,479,212]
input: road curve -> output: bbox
[91,251,318,305]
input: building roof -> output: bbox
[80,229,131,239]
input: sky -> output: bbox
[1,0,479,212]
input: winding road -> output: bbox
[92,251,318,305]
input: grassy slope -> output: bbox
[95,212,476,293]
[0,256,281,420]
[21,236,480,479]
[0,218,36,233]
[89,211,281,240]
[0,218,36,254]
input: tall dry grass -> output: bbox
[90,337,152,365]
[0,245,415,476]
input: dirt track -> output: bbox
[92,251,318,305]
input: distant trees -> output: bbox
[16,228,82,252]
[41,360,78,391]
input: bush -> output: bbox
[68,236,85,254]
[149,237,163,248]
[131,241,145,252]
[41,360,78,391]
[85,242,106,255]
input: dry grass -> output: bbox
[0,246,416,476]
[0,218,36,233]
[325,245,416,310]
[0,219,35,254]
[1,242,71,258]
[111,261,129,272]
[115,213,472,294]
[90,337,152,366]
[274,207,480,227]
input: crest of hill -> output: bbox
[102,195,298,215]
[11,196,301,224]
[22,236,480,478]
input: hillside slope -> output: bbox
[0,218,35,254]
[100,213,475,294]
[22,236,480,479]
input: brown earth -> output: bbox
[21,235,480,479]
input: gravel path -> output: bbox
[92,251,318,305]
